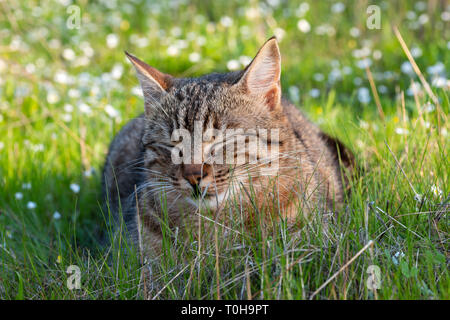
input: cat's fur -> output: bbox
[102,37,355,256]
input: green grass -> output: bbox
[0,0,448,299]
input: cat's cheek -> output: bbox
[144,149,157,166]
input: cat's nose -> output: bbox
[182,164,207,186]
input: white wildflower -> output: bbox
[349,27,360,38]
[331,2,345,13]
[47,90,60,104]
[431,185,443,198]
[53,211,61,220]
[188,52,201,63]
[226,59,240,71]
[238,56,252,67]
[309,88,320,98]
[78,103,92,115]
[27,201,37,209]
[22,183,32,189]
[357,87,371,104]
[167,45,179,56]
[220,16,233,28]
[297,19,311,33]
[105,104,120,118]
[70,183,80,194]
[62,48,76,61]
[106,34,119,49]
[395,128,409,135]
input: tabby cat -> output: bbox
[102,37,354,257]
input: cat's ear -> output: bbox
[236,37,281,110]
[125,52,172,114]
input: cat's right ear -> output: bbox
[235,37,281,111]
[125,52,172,114]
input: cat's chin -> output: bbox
[183,192,226,211]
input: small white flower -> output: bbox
[427,62,445,75]
[392,251,405,265]
[27,201,37,209]
[64,104,74,113]
[84,168,95,178]
[267,0,280,7]
[378,85,388,94]
[131,86,143,97]
[78,103,92,115]
[105,104,120,118]
[328,69,342,83]
[395,127,409,135]
[373,50,382,60]
[22,183,32,189]
[418,14,429,25]
[62,48,76,61]
[80,41,94,57]
[406,11,416,20]
[273,28,286,41]
[342,66,352,75]
[401,61,414,75]
[220,16,233,28]
[431,185,443,198]
[170,27,182,37]
[296,2,310,17]
[188,52,201,63]
[431,77,447,88]
[313,73,324,82]
[53,211,61,220]
[111,64,123,80]
[288,86,300,102]
[414,194,423,203]
[196,36,206,46]
[357,87,371,104]
[297,19,311,33]
[415,1,427,11]
[356,58,372,69]
[309,88,320,98]
[441,11,450,22]
[167,45,179,57]
[359,120,369,129]
[407,81,422,96]
[54,70,72,84]
[238,56,252,67]
[15,192,23,200]
[68,89,81,99]
[61,113,72,122]
[331,2,345,13]
[349,27,360,38]
[47,91,60,104]
[106,34,119,49]
[226,59,240,71]
[25,63,36,74]
[70,183,80,194]
[410,47,422,58]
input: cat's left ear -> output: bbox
[125,52,173,115]
[236,37,281,111]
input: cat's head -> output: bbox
[127,37,296,213]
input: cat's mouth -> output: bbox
[184,185,228,209]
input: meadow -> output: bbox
[0,0,448,299]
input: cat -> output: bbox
[102,37,355,257]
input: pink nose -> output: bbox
[182,164,207,185]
